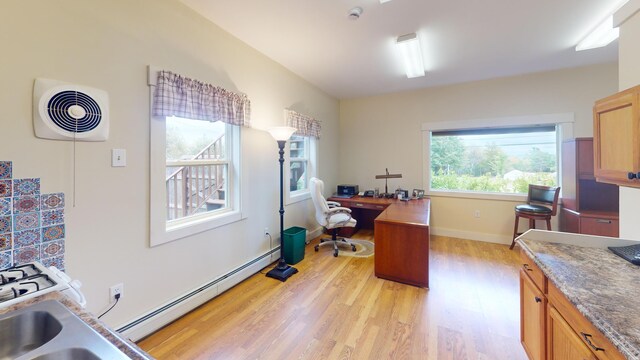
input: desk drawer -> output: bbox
[580,217,619,237]
[351,202,387,211]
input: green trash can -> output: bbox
[283,226,306,265]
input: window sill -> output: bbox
[151,210,243,246]
[427,190,527,202]
[286,190,311,205]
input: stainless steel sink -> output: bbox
[0,311,62,359]
[0,300,130,360]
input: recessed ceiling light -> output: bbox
[396,33,425,78]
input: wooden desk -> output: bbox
[328,196,431,288]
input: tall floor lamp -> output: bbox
[266,126,299,282]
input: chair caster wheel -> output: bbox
[334,250,339,257]
[314,245,319,252]
[351,245,357,251]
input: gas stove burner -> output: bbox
[0,263,41,285]
[0,262,85,309]
[0,274,56,303]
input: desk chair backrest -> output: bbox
[310,177,330,227]
[527,184,561,216]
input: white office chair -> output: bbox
[310,177,357,257]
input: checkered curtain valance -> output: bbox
[153,70,251,127]
[285,109,321,139]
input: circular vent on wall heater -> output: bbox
[33,78,109,141]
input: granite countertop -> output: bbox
[0,291,153,360]
[518,238,640,360]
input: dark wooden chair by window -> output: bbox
[510,184,561,250]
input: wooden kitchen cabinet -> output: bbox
[593,85,640,187]
[519,250,626,360]
[547,305,597,360]
[521,269,546,360]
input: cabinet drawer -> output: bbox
[580,217,619,237]
[351,202,387,211]
[548,283,625,360]
[520,250,547,293]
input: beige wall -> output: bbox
[618,5,640,239]
[0,0,338,327]
[339,64,618,243]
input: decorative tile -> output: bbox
[0,233,11,251]
[13,195,40,214]
[0,216,11,233]
[14,229,40,248]
[41,210,64,227]
[42,224,65,242]
[41,240,64,258]
[0,180,11,197]
[0,198,10,216]
[0,161,11,180]
[13,212,40,231]
[0,251,12,269]
[41,193,64,210]
[40,255,64,270]
[13,178,40,196]
[14,245,40,265]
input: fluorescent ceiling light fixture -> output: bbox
[396,33,425,78]
[380,0,392,3]
[575,0,629,51]
[576,15,619,51]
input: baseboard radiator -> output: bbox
[116,247,279,341]
[116,227,323,342]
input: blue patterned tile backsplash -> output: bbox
[0,162,65,270]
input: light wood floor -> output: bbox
[138,231,528,360]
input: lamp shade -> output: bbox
[267,126,297,141]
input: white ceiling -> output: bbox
[180,0,619,99]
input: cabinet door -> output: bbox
[521,270,546,360]
[593,88,640,187]
[547,305,597,360]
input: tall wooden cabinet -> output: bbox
[593,85,640,187]
[560,138,619,237]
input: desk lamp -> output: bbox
[266,126,299,281]
[375,168,402,198]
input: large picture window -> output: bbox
[430,126,558,194]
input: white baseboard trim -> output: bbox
[430,227,512,245]
[116,250,276,341]
[118,227,322,341]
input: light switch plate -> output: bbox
[111,149,126,167]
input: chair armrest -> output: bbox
[326,201,341,208]
[327,206,351,214]
[325,207,353,226]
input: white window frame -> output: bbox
[285,136,317,205]
[421,113,574,202]
[148,68,242,247]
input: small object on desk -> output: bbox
[608,243,640,265]
[337,184,359,197]
[375,168,402,197]
[363,190,375,197]
[395,188,409,200]
[413,189,425,199]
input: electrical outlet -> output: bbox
[110,283,124,301]
[264,227,269,236]
[474,210,480,218]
